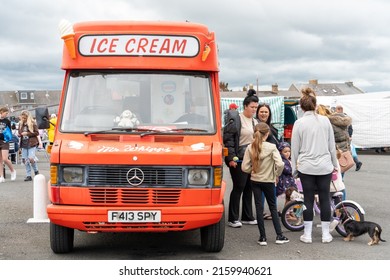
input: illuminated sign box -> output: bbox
[79,35,200,57]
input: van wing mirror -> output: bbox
[35,107,50,129]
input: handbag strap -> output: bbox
[331,181,339,192]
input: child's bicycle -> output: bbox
[281,187,365,237]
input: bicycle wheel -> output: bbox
[281,200,305,231]
[334,202,365,237]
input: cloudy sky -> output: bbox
[1,0,390,92]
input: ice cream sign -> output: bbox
[78,35,200,57]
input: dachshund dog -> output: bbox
[340,210,386,245]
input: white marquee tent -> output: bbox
[316,92,390,148]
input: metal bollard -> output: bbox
[27,174,50,223]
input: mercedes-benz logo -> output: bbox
[126,168,144,186]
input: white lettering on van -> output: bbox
[124,145,172,153]
[97,146,120,152]
[96,145,172,153]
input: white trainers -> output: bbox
[227,221,242,228]
[321,221,333,243]
[0,176,5,183]
[11,170,16,181]
[300,235,312,243]
[322,235,333,243]
[241,220,257,225]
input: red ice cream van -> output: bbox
[43,20,226,253]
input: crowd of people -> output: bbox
[223,87,363,246]
[0,107,56,183]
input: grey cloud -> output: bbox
[1,0,390,92]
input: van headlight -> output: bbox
[188,169,209,185]
[63,167,84,183]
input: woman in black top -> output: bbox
[223,89,259,227]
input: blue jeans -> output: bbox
[21,147,39,177]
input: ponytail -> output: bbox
[251,122,270,172]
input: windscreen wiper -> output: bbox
[84,127,154,136]
[84,127,208,136]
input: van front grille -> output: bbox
[88,166,184,187]
[89,188,181,205]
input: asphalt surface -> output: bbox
[0,149,389,260]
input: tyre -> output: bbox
[200,210,225,252]
[281,200,305,231]
[334,202,364,237]
[50,222,75,253]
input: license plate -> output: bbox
[108,210,161,223]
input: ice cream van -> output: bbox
[43,20,226,253]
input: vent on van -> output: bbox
[89,188,181,205]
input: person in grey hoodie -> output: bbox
[241,122,289,246]
[291,88,338,244]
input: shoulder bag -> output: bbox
[2,126,12,143]
[338,148,354,173]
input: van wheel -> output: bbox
[50,222,74,253]
[200,210,225,252]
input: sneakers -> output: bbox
[275,235,290,244]
[355,162,362,171]
[0,176,5,183]
[11,170,16,181]
[321,221,333,243]
[241,220,258,225]
[24,176,32,182]
[257,237,267,246]
[34,171,39,175]
[329,219,339,232]
[322,236,333,243]
[227,221,242,228]
[300,235,312,243]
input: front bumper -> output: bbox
[47,204,224,232]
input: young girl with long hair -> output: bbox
[241,122,289,245]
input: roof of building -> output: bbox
[221,80,365,99]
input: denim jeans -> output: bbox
[21,147,39,177]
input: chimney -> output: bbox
[345,81,353,87]
[309,79,318,86]
[272,83,279,93]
